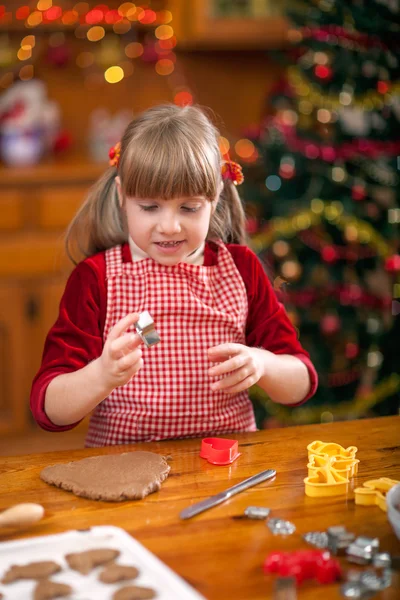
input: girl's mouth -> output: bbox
[155,241,184,254]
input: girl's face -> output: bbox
[122,192,216,265]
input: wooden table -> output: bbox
[1,416,399,599]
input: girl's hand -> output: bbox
[208,343,265,394]
[99,312,144,390]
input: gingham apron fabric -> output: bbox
[85,241,257,446]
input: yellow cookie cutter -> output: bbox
[354,477,399,512]
[304,454,350,497]
[307,454,354,479]
[307,440,359,477]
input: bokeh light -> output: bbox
[104,65,124,83]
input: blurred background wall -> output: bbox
[0,0,398,454]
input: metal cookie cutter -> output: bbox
[304,454,350,497]
[326,525,355,555]
[307,440,359,477]
[134,311,160,348]
[354,477,399,512]
[244,506,270,520]
[346,536,380,565]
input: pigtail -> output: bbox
[65,167,127,264]
[209,179,247,246]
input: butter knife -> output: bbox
[179,468,276,520]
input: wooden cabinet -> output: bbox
[171,0,288,49]
[0,158,104,435]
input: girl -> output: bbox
[31,104,317,446]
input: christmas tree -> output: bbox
[242,0,400,427]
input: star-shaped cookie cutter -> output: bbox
[304,454,350,497]
[354,477,399,512]
[307,440,359,477]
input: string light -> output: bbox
[265,175,282,191]
[16,6,30,20]
[174,91,193,106]
[37,0,52,10]
[155,58,174,76]
[19,64,34,80]
[87,26,105,42]
[155,25,174,40]
[104,65,124,83]
[76,51,94,68]
[125,42,143,58]
[235,139,255,159]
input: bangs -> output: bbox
[119,126,219,201]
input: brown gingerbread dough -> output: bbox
[1,561,61,583]
[33,579,73,600]
[65,548,119,574]
[113,586,157,600]
[40,452,170,501]
[99,563,139,583]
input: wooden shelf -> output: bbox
[0,154,106,186]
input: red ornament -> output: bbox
[321,245,338,263]
[314,65,333,80]
[345,342,359,360]
[321,314,341,335]
[352,184,367,201]
[384,254,400,272]
[53,129,73,153]
[46,44,71,68]
[377,81,390,94]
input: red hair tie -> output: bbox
[109,141,121,168]
[221,160,244,186]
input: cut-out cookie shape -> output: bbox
[304,454,349,497]
[113,586,157,600]
[354,477,399,512]
[40,451,170,501]
[33,579,73,600]
[307,440,359,477]
[1,561,61,583]
[65,549,120,575]
[99,563,140,583]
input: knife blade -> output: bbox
[179,468,276,520]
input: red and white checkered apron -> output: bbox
[85,241,256,446]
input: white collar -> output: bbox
[128,237,205,265]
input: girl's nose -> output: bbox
[157,213,182,234]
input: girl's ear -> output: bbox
[115,175,123,207]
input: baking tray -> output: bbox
[0,525,206,599]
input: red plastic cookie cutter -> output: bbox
[263,549,342,585]
[200,438,240,465]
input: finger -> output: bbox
[211,365,252,391]
[209,354,248,377]
[208,343,242,361]
[110,332,142,358]
[108,312,141,342]
[117,348,142,373]
[217,374,257,395]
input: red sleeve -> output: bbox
[226,244,318,405]
[30,253,107,431]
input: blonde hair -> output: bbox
[66,104,247,263]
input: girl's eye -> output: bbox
[139,205,158,212]
[182,206,199,213]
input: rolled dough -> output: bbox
[40,452,170,501]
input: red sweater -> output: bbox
[31,242,318,431]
